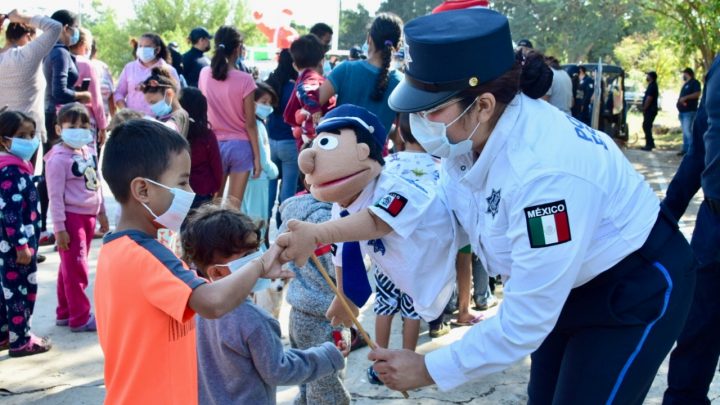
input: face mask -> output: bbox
[150,93,172,117]
[137,46,156,63]
[141,178,196,232]
[4,136,39,161]
[68,27,80,47]
[256,103,274,120]
[409,98,482,159]
[216,250,270,291]
[61,128,94,149]
[361,41,369,55]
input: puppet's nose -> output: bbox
[298,148,316,175]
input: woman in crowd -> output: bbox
[199,26,260,209]
[114,32,180,115]
[69,28,107,150]
[265,49,299,225]
[319,13,403,137]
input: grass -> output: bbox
[625,109,683,151]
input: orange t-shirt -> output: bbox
[95,230,206,405]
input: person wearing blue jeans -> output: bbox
[472,254,498,311]
[268,138,299,224]
[676,67,702,156]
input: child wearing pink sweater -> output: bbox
[45,103,108,332]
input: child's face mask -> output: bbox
[141,178,195,232]
[214,250,271,292]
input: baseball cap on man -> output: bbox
[189,27,212,43]
[516,39,533,49]
[389,8,515,113]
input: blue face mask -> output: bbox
[217,250,271,292]
[68,27,80,47]
[137,46,156,63]
[4,136,40,161]
[150,93,172,117]
[256,103,274,120]
[361,41,369,55]
[61,128,94,149]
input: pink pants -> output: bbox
[56,212,96,328]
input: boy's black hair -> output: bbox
[0,110,35,141]
[254,81,278,106]
[310,23,333,38]
[396,113,417,145]
[322,128,385,166]
[181,204,261,276]
[102,119,189,203]
[57,102,91,127]
[290,34,326,70]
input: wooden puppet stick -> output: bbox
[310,254,410,399]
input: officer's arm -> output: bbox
[702,56,720,214]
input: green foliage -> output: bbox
[376,0,437,23]
[613,31,682,90]
[640,0,720,73]
[491,0,652,64]
[339,4,372,49]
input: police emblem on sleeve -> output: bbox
[486,189,501,218]
[524,200,571,248]
[375,192,408,217]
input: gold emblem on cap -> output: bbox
[469,77,479,87]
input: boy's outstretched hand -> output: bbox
[260,242,295,280]
[275,220,320,267]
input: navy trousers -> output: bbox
[528,209,696,405]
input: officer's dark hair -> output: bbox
[211,26,243,81]
[578,66,587,75]
[102,119,189,203]
[290,34,326,69]
[683,68,695,78]
[369,13,403,102]
[133,32,170,63]
[320,128,385,166]
[5,23,35,42]
[397,113,417,145]
[310,23,333,39]
[647,71,657,81]
[456,50,552,119]
[50,9,79,27]
[181,204,261,275]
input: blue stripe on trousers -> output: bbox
[606,261,673,404]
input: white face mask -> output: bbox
[216,250,270,292]
[61,128,94,149]
[141,178,196,232]
[409,98,482,158]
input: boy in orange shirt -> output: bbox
[94,119,291,405]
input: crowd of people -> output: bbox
[0,2,718,405]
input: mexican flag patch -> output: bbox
[524,200,571,248]
[375,192,408,217]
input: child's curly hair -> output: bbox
[181,204,262,276]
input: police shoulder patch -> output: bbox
[524,200,571,248]
[375,192,408,217]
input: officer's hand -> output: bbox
[325,296,358,327]
[275,220,319,267]
[368,348,435,392]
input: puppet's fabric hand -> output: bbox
[326,296,358,327]
[368,348,435,391]
[260,243,295,279]
[275,219,319,267]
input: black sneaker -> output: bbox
[37,254,46,264]
[367,366,384,385]
[429,322,451,338]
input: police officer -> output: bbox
[577,65,594,125]
[662,54,720,405]
[367,9,695,404]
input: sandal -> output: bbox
[451,314,484,327]
[9,335,52,358]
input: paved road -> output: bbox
[0,149,715,405]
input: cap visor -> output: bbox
[388,79,459,113]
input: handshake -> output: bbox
[261,219,325,278]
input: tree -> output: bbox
[641,0,720,73]
[614,31,682,90]
[376,0,437,23]
[491,0,652,64]
[339,4,372,49]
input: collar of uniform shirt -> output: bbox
[456,94,523,190]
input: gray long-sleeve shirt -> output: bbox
[196,299,344,405]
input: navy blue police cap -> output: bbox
[389,8,515,113]
[316,104,387,148]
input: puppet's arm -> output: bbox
[278,208,393,267]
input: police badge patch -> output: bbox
[486,189,501,218]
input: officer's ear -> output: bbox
[475,92,497,124]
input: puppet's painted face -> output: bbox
[298,128,382,206]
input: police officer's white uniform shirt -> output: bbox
[425,94,660,390]
[330,155,460,321]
